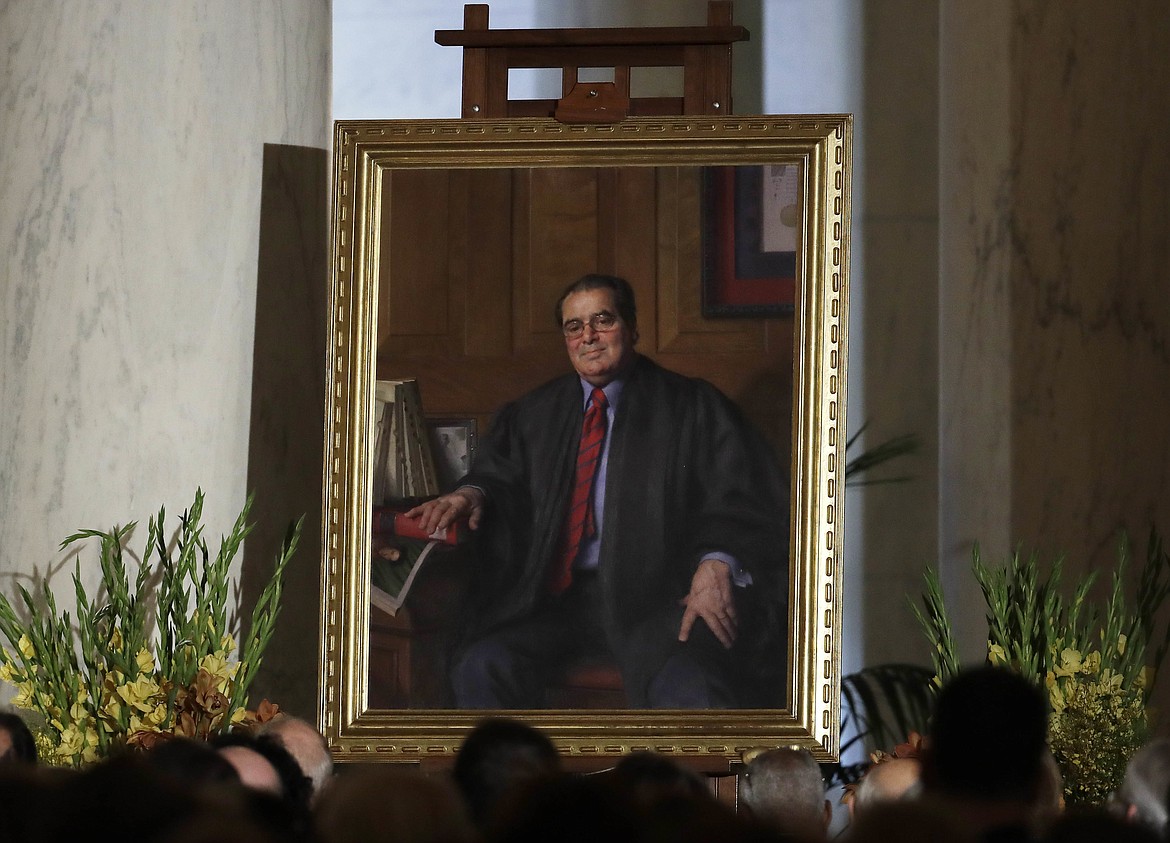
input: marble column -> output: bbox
[939,2,1015,656]
[1008,1,1170,570]
[939,0,1170,665]
[0,1,330,711]
[849,0,941,669]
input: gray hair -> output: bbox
[739,748,826,834]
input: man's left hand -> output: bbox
[678,559,737,649]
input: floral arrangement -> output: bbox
[911,530,1170,804]
[0,490,301,766]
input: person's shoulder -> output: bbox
[501,371,578,415]
[630,356,731,404]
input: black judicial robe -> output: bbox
[457,354,790,706]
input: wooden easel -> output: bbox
[435,1,747,122]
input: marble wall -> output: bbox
[848,0,940,669]
[939,3,1015,655]
[0,1,331,709]
[939,1,1170,668]
[1008,1,1170,570]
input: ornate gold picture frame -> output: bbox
[321,115,851,767]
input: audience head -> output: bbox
[45,753,206,843]
[490,772,641,843]
[1047,805,1161,843]
[315,767,476,843]
[215,740,285,795]
[922,666,1048,804]
[452,717,561,829]
[738,747,830,838]
[641,788,778,843]
[212,731,319,842]
[0,764,65,843]
[845,799,978,843]
[1115,738,1170,836]
[142,735,241,793]
[1034,746,1066,829]
[852,757,921,816]
[610,750,710,809]
[0,711,37,766]
[257,713,334,801]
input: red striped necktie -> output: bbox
[549,387,608,595]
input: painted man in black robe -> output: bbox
[409,274,788,708]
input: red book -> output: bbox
[372,506,467,546]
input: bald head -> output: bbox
[218,744,283,795]
[258,714,334,799]
[739,748,830,837]
[853,758,921,815]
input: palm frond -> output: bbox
[844,422,919,487]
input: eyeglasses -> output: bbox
[561,311,619,339]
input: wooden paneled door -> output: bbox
[375,164,793,461]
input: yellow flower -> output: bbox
[102,696,123,721]
[988,642,1007,666]
[199,653,239,691]
[1081,651,1101,676]
[0,660,17,683]
[1048,678,1067,713]
[108,627,123,650]
[70,699,91,722]
[135,648,155,674]
[143,702,169,728]
[1101,670,1124,691]
[57,723,84,758]
[1117,634,1127,655]
[230,707,248,724]
[219,633,237,653]
[17,635,35,660]
[81,726,100,764]
[130,709,172,734]
[1055,648,1083,678]
[117,674,162,712]
[1137,666,1152,690]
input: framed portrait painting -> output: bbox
[321,115,852,770]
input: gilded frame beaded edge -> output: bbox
[319,116,851,766]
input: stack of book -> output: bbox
[371,378,439,504]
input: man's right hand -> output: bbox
[405,486,485,535]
